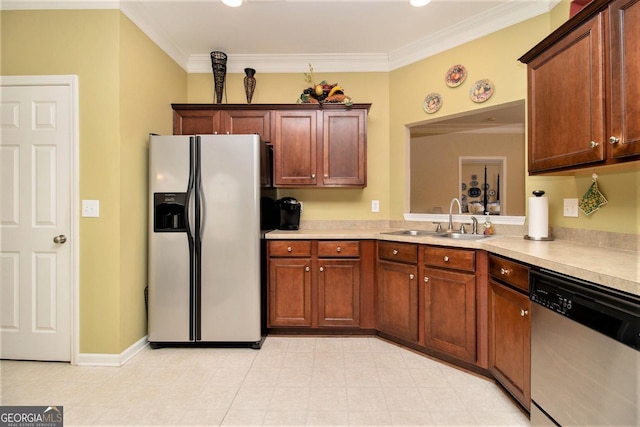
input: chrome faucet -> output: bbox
[471,216,478,234]
[448,198,462,232]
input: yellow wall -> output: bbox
[1,10,187,353]
[118,14,187,351]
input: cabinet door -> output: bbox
[272,110,318,186]
[220,110,271,142]
[376,260,419,343]
[609,0,640,160]
[527,13,606,173]
[268,258,312,327]
[173,109,221,135]
[488,279,531,410]
[322,110,366,186]
[423,267,476,362]
[317,259,360,327]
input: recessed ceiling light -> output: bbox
[221,0,243,7]
[410,0,432,6]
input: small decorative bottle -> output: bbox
[244,68,256,104]
[483,214,494,235]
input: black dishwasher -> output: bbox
[529,268,639,426]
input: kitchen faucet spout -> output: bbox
[448,198,462,232]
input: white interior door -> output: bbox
[1,77,76,362]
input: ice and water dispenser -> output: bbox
[154,193,187,232]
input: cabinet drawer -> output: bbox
[317,240,360,258]
[424,247,475,272]
[489,254,530,293]
[269,240,312,257]
[378,241,418,264]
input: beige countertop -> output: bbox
[266,229,640,297]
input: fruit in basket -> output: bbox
[297,64,353,104]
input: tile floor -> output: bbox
[1,336,529,426]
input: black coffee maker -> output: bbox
[277,197,301,230]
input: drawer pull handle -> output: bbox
[443,256,449,262]
[500,268,511,275]
[305,266,310,272]
[320,267,324,272]
[424,277,429,283]
[409,274,415,280]
[287,246,292,252]
[393,249,399,255]
[336,246,342,252]
[521,309,529,317]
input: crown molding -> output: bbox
[186,53,391,74]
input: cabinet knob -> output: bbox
[324,174,329,178]
[500,268,510,275]
[424,277,429,283]
[305,266,310,272]
[287,246,292,252]
[443,256,449,262]
[521,309,529,317]
[393,249,399,255]
[311,173,316,178]
[589,141,599,149]
[320,267,324,272]
[609,136,620,145]
[409,274,415,280]
[336,246,342,253]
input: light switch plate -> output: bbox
[82,200,100,217]
[563,198,579,217]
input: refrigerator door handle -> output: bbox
[187,136,198,341]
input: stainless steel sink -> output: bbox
[435,232,491,240]
[382,229,443,236]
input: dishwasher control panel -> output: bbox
[531,284,573,316]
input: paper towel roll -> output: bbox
[528,196,549,238]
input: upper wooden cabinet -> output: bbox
[519,0,640,174]
[172,105,271,141]
[172,103,370,188]
[272,106,369,188]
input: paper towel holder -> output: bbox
[524,190,554,241]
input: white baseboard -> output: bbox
[76,335,148,367]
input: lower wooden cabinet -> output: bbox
[488,254,531,410]
[376,242,419,343]
[268,241,312,327]
[423,247,477,363]
[267,240,363,329]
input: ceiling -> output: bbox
[4,0,559,73]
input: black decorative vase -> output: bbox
[244,68,256,104]
[210,51,227,104]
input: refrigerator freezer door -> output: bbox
[198,135,262,342]
[148,135,193,342]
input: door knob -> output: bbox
[53,235,67,244]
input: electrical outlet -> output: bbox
[371,200,380,213]
[82,200,100,218]
[563,198,579,217]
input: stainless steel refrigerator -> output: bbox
[148,134,270,348]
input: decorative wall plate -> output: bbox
[445,65,467,87]
[423,93,443,114]
[470,79,494,103]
